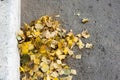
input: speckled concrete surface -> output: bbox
[0,0,20,80]
[21,0,120,80]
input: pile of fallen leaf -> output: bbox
[17,16,92,80]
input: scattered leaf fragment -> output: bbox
[81,30,90,38]
[86,43,93,49]
[71,69,77,75]
[77,40,85,49]
[82,18,89,24]
[55,15,60,17]
[76,54,82,59]
[63,68,71,75]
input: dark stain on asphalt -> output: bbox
[89,5,93,9]
[108,3,112,7]
[96,0,99,2]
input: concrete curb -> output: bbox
[0,0,20,80]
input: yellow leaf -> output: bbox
[33,64,39,72]
[81,30,90,38]
[30,54,35,60]
[36,71,43,77]
[41,56,47,62]
[82,18,89,24]
[76,33,81,38]
[49,56,54,60]
[34,58,40,64]
[56,49,62,56]
[33,31,40,37]
[53,77,59,80]
[28,44,34,50]
[24,22,30,30]
[51,72,59,78]
[20,66,24,72]
[58,55,66,60]
[47,75,50,80]
[67,32,73,36]
[67,40,73,48]
[18,30,24,35]
[26,31,31,37]
[86,43,93,49]
[40,62,49,72]
[36,20,41,24]
[77,40,85,49]
[63,47,69,54]
[21,43,29,54]
[39,45,47,54]
[35,23,44,30]
[68,49,74,56]
[29,70,34,76]
[58,42,63,49]
[59,70,64,75]
[72,36,78,43]
[23,65,30,72]
[71,69,77,75]
[75,54,82,59]
[21,76,27,80]
[53,62,59,69]
[56,60,62,64]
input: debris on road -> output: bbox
[82,18,89,24]
[17,15,92,80]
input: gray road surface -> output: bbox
[21,0,120,80]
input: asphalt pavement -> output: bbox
[21,0,120,80]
